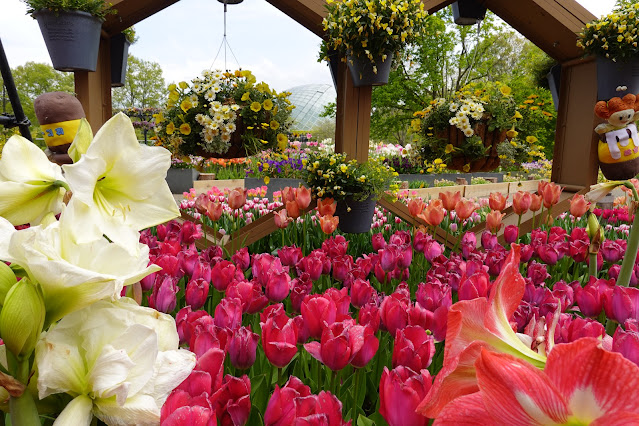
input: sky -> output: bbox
[0,0,616,93]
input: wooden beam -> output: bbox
[265,0,326,38]
[74,35,112,133]
[551,59,599,187]
[334,60,371,162]
[104,0,181,35]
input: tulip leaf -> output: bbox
[249,374,268,414]
[359,413,389,426]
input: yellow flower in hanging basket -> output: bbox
[179,123,191,135]
[277,133,287,151]
[263,99,274,111]
[241,92,251,102]
[270,120,280,130]
[166,122,175,135]
[250,102,262,112]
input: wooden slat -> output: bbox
[464,182,508,199]
[192,179,246,194]
[265,0,326,38]
[104,0,181,35]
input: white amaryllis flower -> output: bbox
[0,211,160,325]
[63,112,179,252]
[36,298,196,426]
[0,135,67,225]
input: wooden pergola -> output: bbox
[80,0,598,189]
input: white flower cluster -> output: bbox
[447,98,485,137]
[191,70,241,152]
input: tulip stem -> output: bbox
[516,214,522,243]
[351,368,361,421]
[616,185,639,287]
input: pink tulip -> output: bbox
[504,224,518,244]
[304,320,365,371]
[231,247,251,271]
[148,274,178,313]
[261,312,299,368]
[613,320,639,367]
[277,246,303,267]
[210,260,235,292]
[210,374,251,426]
[351,325,379,368]
[290,275,312,313]
[185,278,209,310]
[265,269,291,303]
[350,278,374,308]
[372,233,387,251]
[379,366,432,426]
[392,326,435,372]
[264,377,312,426]
[228,187,248,210]
[213,297,243,331]
[380,293,409,335]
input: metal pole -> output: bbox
[0,37,32,141]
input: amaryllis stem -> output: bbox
[9,359,39,426]
[616,185,639,287]
[589,252,598,279]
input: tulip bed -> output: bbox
[146,181,639,425]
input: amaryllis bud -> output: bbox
[0,277,45,357]
[0,262,17,305]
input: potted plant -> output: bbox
[319,0,428,87]
[154,69,293,159]
[302,151,399,233]
[451,0,487,26]
[111,26,137,87]
[577,3,639,99]
[23,0,114,72]
[166,157,200,194]
[412,81,518,172]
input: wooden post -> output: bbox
[74,34,113,133]
[334,59,371,162]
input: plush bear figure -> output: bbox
[594,93,639,180]
[33,91,85,165]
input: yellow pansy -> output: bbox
[179,123,191,135]
[250,102,262,112]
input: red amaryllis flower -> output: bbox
[488,192,507,211]
[392,325,435,372]
[379,366,432,426]
[320,214,339,234]
[264,376,312,426]
[304,320,366,371]
[229,326,259,370]
[210,374,251,426]
[317,198,337,216]
[454,199,476,221]
[439,190,461,211]
[436,339,639,424]
[512,191,532,215]
[228,187,248,210]
[261,311,299,367]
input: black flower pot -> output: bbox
[451,0,487,26]
[347,52,393,87]
[335,197,377,233]
[596,56,639,101]
[110,33,131,87]
[33,10,103,72]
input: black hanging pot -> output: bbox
[327,49,340,90]
[596,56,639,101]
[110,33,131,87]
[451,0,487,26]
[33,10,103,72]
[546,64,561,111]
[347,52,393,88]
[334,196,377,233]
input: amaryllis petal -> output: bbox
[475,349,569,425]
[433,393,492,425]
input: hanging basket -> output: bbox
[334,197,377,233]
[110,33,131,87]
[436,121,506,172]
[451,0,487,25]
[195,116,248,159]
[33,10,103,72]
[596,56,639,101]
[347,52,393,87]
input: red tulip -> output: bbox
[185,278,209,310]
[439,190,461,211]
[512,191,532,215]
[277,245,303,267]
[297,255,323,281]
[485,210,505,234]
[380,293,409,335]
[408,198,425,217]
[392,326,435,372]
[379,366,432,426]
[229,326,259,370]
[319,214,339,234]
[317,198,337,216]
[226,280,269,314]
[304,320,366,371]
[379,246,399,272]
[458,270,490,301]
[569,193,590,218]
[231,247,250,271]
[301,294,337,339]
[372,232,387,252]
[228,187,248,210]
[350,278,374,308]
[211,260,236,292]
[293,391,349,425]
[454,199,476,221]
[210,374,251,426]
[265,269,291,303]
[264,377,312,426]
[296,185,312,210]
[252,253,280,287]
[358,304,381,333]
[290,275,312,312]
[488,192,507,211]
[504,224,519,244]
[261,312,299,367]
[613,320,639,367]
[350,325,379,368]
[148,274,178,313]
[213,297,243,331]
[161,390,216,426]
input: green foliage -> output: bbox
[22,0,115,20]
[577,3,639,61]
[112,55,165,110]
[310,118,335,143]
[303,152,399,201]
[122,27,138,44]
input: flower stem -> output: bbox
[589,252,598,279]
[9,359,39,426]
[351,368,361,421]
[616,185,639,287]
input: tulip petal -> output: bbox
[433,393,493,425]
[52,394,94,426]
[303,342,323,363]
[544,338,639,422]
[475,349,569,425]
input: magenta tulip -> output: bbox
[264,377,312,426]
[229,326,260,370]
[210,374,251,426]
[261,312,299,368]
[392,326,435,372]
[185,278,209,310]
[379,366,432,426]
[304,320,365,371]
[213,297,243,331]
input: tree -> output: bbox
[112,55,165,110]
[1,62,74,130]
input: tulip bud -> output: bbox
[0,262,17,306]
[0,278,45,358]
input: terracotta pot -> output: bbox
[436,121,506,172]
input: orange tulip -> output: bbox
[537,180,549,196]
[454,199,476,221]
[281,186,296,203]
[530,193,542,212]
[194,193,211,215]
[486,210,505,234]
[488,192,507,212]
[228,187,247,210]
[320,214,339,234]
[317,198,337,216]
[408,199,425,217]
[439,191,461,211]
[418,199,445,227]
[541,182,562,209]
[286,200,301,219]
[274,209,292,229]
[207,201,223,221]
[295,185,312,210]
[512,191,532,215]
[569,194,590,218]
